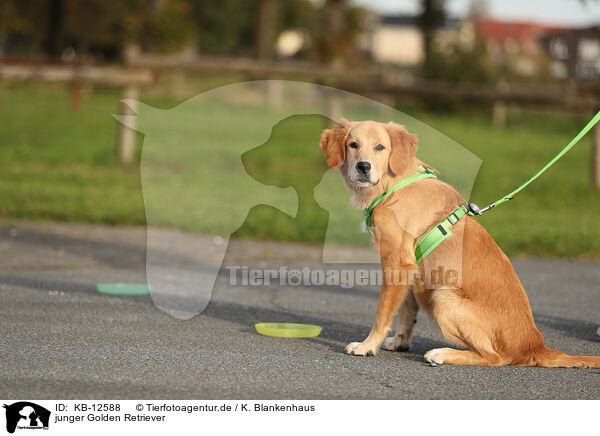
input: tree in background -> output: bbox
[416,0,495,84]
[190,0,255,56]
[0,0,193,60]
[0,0,49,55]
[255,0,279,60]
[417,0,446,78]
[190,0,315,59]
[125,0,194,54]
[0,0,365,64]
[310,0,367,66]
[44,0,63,57]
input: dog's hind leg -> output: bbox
[382,289,419,352]
[426,288,506,367]
[424,348,504,366]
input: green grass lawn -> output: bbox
[0,82,598,258]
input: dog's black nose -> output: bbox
[356,161,371,174]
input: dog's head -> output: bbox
[319,120,420,191]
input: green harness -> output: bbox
[363,167,471,265]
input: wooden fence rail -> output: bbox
[0,65,152,164]
[1,60,599,186]
[0,64,152,86]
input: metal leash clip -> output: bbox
[469,196,513,216]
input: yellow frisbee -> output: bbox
[255,322,322,338]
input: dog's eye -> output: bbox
[375,144,385,151]
[349,142,359,149]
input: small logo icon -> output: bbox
[3,402,50,434]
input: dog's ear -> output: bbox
[320,120,349,169]
[386,122,419,176]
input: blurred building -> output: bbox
[367,15,461,66]
[369,15,422,65]
[539,26,600,80]
[475,18,572,77]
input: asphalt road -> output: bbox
[1,220,599,399]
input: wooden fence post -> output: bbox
[594,121,600,189]
[325,92,343,127]
[378,95,395,120]
[492,100,507,130]
[266,79,283,111]
[71,81,83,112]
[492,78,509,130]
[117,85,139,164]
[169,69,185,99]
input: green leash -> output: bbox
[364,110,600,263]
[470,110,600,215]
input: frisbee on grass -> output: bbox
[255,322,322,338]
[96,284,151,296]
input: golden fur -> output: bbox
[320,119,600,368]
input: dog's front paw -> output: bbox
[382,335,411,352]
[345,341,378,356]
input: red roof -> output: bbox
[476,18,572,42]
[475,18,574,55]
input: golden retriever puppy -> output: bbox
[320,119,600,368]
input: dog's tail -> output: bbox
[533,347,600,369]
